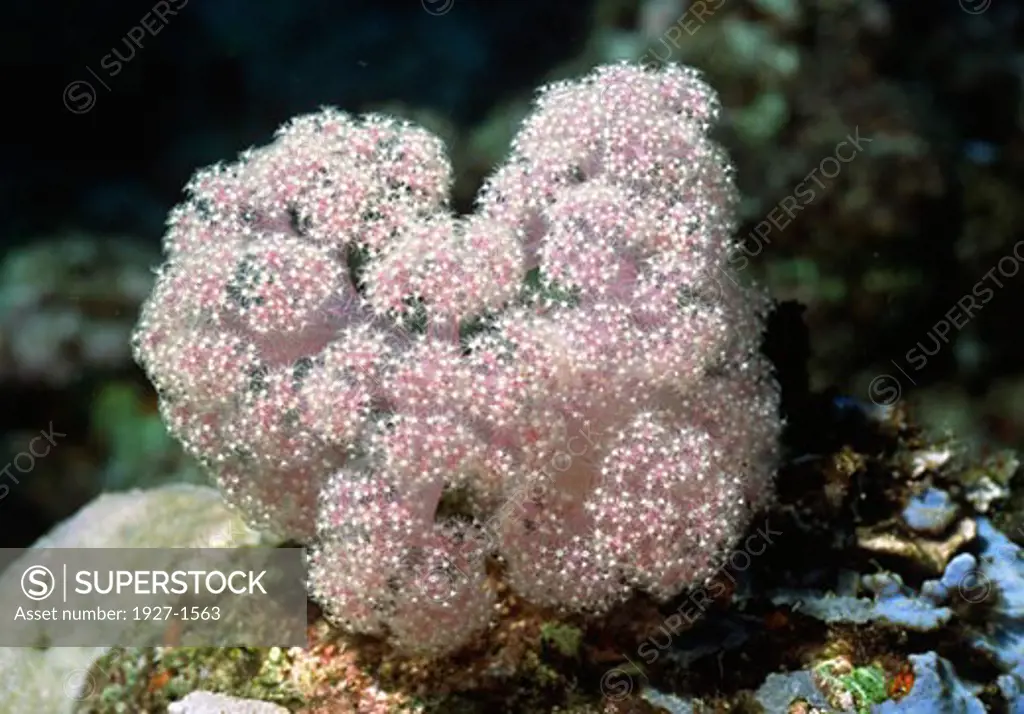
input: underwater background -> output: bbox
[1,1,1023,712]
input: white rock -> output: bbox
[0,484,268,714]
[168,691,290,713]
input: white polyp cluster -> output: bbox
[133,62,782,656]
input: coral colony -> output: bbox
[133,62,782,654]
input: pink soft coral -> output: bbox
[133,62,782,655]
